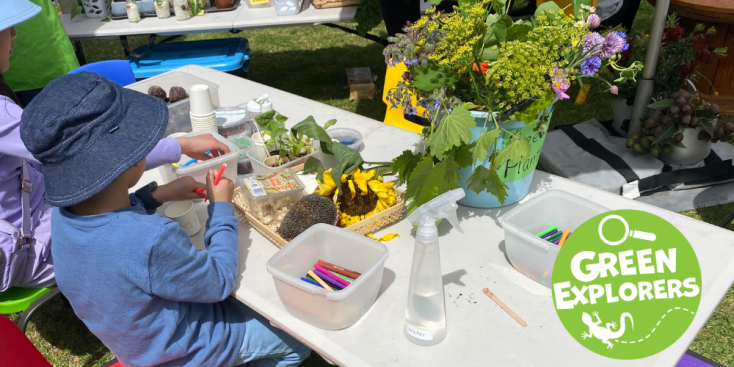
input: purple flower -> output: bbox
[405,106,418,115]
[598,32,626,59]
[580,56,602,75]
[402,71,414,83]
[587,14,601,29]
[551,66,570,100]
[614,31,630,51]
[583,33,604,53]
[404,59,419,67]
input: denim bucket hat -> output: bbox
[20,72,169,207]
[1,0,41,31]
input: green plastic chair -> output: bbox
[0,286,61,332]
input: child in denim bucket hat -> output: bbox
[20,72,310,367]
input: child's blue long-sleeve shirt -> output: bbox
[51,195,245,367]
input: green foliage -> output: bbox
[412,62,458,92]
[466,166,508,203]
[492,135,532,170]
[472,129,501,163]
[254,112,336,165]
[405,157,461,213]
[304,156,326,181]
[425,105,476,160]
[70,1,83,19]
[534,1,560,18]
[393,150,422,186]
[355,0,383,37]
[647,99,675,111]
[652,122,679,144]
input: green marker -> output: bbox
[547,231,564,242]
[536,225,558,237]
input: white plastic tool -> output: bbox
[404,188,465,346]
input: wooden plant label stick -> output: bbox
[483,288,527,327]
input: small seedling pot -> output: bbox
[215,0,235,8]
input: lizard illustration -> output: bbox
[581,311,634,349]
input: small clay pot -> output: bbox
[215,0,234,8]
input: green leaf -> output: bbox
[700,119,714,136]
[292,116,333,150]
[647,99,675,111]
[412,62,458,92]
[494,16,514,43]
[491,0,507,14]
[481,47,499,61]
[393,150,423,186]
[405,157,461,214]
[255,110,277,127]
[466,166,509,204]
[506,24,532,42]
[70,1,83,19]
[304,156,326,181]
[472,129,501,163]
[330,143,364,195]
[275,114,289,124]
[534,1,560,18]
[673,142,686,148]
[573,0,592,14]
[492,136,531,170]
[428,0,442,4]
[652,123,680,144]
[426,105,476,160]
[355,0,383,37]
[324,119,337,130]
[454,143,475,167]
[101,17,111,22]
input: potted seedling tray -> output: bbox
[232,173,406,249]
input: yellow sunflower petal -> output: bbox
[367,233,400,242]
[348,180,356,195]
[368,180,385,193]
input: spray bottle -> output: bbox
[404,188,465,346]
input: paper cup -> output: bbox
[165,200,201,236]
[191,112,218,133]
[189,84,215,116]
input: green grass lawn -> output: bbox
[10,2,734,366]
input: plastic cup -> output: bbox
[165,200,201,236]
[188,84,215,116]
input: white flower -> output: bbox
[581,4,596,12]
[575,21,586,28]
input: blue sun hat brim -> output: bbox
[1,0,42,31]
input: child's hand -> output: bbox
[152,177,206,203]
[176,134,230,160]
[206,169,234,203]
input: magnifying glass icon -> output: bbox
[598,215,656,246]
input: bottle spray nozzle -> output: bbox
[407,189,465,242]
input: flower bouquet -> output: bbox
[383,0,642,211]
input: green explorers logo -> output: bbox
[552,210,701,359]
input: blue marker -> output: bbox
[180,158,197,167]
[301,277,323,288]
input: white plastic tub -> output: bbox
[499,190,608,288]
[266,224,389,330]
[170,131,239,185]
[247,141,319,173]
[126,71,221,137]
[327,127,363,152]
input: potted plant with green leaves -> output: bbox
[248,111,336,171]
[380,0,641,211]
[629,87,729,165]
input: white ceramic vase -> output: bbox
[659,126,713,166]
[82,0,112,18]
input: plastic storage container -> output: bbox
[274,0,303,15]
[228,134,255,159]
[245,0,273,7]
[499,190,608,288]
[237,156,253,175]
[239,168,306,219]
[126,71,221,137]
[247,141,319,173]
[216,107,250,137]
[172,131,239,185]
[327,128,363,152]
[266,224,389,330]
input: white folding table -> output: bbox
[134,66,734,367]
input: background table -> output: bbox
[134,66,734,366]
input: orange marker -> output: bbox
[307,270,334,291]
[558,229,570,247]
[214,163,227,185]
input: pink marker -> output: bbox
[314,264,350,287]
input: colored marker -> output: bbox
[536,225,557,237]
[558,230,572,247]
[315,264,350,287]
[317,260,361,279]
[180,158,197,167]
[313,269,345,289]
[172,163,178,167]
[194,188,206,195]
[214,163,227,184]
[301,277,322,288]
[205,151,212,158]
[541,229,558,239]
[333,273,355,283]
[547,231,563,243]
[307,270,333,291]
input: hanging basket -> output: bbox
[313,0,359,9]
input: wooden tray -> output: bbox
[232,186,406,249]
[313,0,359,9]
